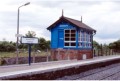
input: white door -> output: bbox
[83,54,87,60]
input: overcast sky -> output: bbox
[0,0,120,44]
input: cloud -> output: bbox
[94,37,118,44]
[0,0,120,44]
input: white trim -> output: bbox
[65,41,76,42]
[64,46,76,47]
[78,30,92,47]
[64,29,76,47]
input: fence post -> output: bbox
[0,57,1,65]
[111,49,113,55]
[94,49,95,57]
[46,49,49,62]
[105,49,107,56]
[98,50,99,56]
[33,51,35,63]
[109,49,110,55]
[58,49,60,60]
[101,44,103,56]
[67,49,70,60]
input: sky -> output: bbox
[0,0,120,44]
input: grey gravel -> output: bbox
[57,63,120,80]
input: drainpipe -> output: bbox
[92,31,96,57]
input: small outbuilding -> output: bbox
[47,14,96,60]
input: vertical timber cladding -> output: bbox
[47,16,96,61]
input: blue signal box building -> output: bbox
[47,14,96,60]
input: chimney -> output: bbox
[62,9,64,17]
[81,16,82,23]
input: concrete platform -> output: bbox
[0,55,120,80]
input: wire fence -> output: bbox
[0,49,51,66]
[93,49,120,57]
[0,48,120,66]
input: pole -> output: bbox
[16,2,30,64]
[28,44,31,66]
[16,8,20,64]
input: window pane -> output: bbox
[71,43,76,46]
[65,30,70,33]
[79,38,81,41]
[65,34,70,37]
[90,43,91,47]
[79,34,80,37]
[65,38,69,41]
[65,43,69,46]
[84,43,86,47]
[71,34,75,37]
[71,30,75,33]
[71,38,75,41]
[79,43,82,47]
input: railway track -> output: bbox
[100,69,120,80]
[79,63,120,80]
[103,70,120,80]
[57,63,120,80]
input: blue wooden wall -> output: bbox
[50,21,92,50]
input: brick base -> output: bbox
[51,49,93,61]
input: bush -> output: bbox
[0,41,16,52]
[0,58,6,65]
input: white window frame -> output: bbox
[88,32,91,43]
[78,30,83,47]
[64,29,76,47]
[78,30,92,48]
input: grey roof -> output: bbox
[47,16,96,33]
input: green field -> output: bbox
[0,51,50,65]
[0,51,49,58]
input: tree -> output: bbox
[25,31,36,37]
[0,41,16,52]
[109,39,120,52]
[93,40,100,50]
[46,40,50,49]
[38,37,47,50]
[22,31,37,50]
[34,37,51,51]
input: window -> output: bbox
[79,42,82,47]
[88,32,92,43]
[84,32,86,42]
[78,30,92,48]
[78,31,82,42]
[88,43,91,47]
[78,30,84,47]
[64,29,76,47]
[90,35,92,42]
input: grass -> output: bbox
[0,51,50,65]
[0,51,50,58]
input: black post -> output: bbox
[28,44,31,66]
[94,49,96,57]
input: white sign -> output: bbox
[21,37,38,44]
[15,34,23,37]
[59,24,68,27]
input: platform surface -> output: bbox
[0,55,120,79]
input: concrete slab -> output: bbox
[0,55,120,79]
